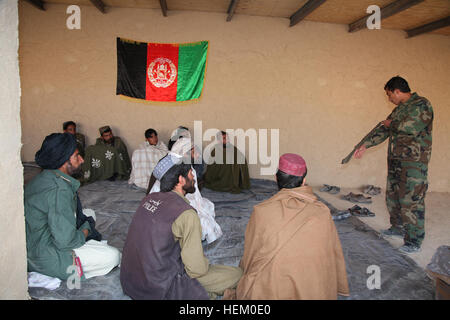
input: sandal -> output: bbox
[348,205,375,217]
[332,210,351,221]
[363,185,381,196]
[320,184,341,194]
[342,192,372,204]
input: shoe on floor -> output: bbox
[348,205,375,217]
[342,192,372,204]
[363,185,381,196]
[381,227,404,238]
[398,243,421,254]
[328,186,340,194]
[320,184,340,194]
[332,210,351,221]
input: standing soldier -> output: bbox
[353,76,433,254]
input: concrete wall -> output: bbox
[0,0,29,300]
[19,2,450,191]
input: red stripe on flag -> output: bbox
[146,43,179,101]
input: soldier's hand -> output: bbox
[354,145,366,159]
[382,119,392,127]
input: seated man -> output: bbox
[224,153,349,300]
[120,154,242,299]
[204,131,250,194]
[25,133,120,281]
[63,121,86,158]
[149,137,223,244]
[128,128,168,189]
[167,126,205,186]
[81,125,131,183]
[167,126,190,151]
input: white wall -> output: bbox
[0,0,29,300]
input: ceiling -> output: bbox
[24,0,450,37]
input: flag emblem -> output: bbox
[148,57,177,88]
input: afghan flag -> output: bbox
[116,37,208,102]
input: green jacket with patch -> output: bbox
[24,170,91,280]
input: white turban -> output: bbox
[170,137,192,157]
[170,127,191,142]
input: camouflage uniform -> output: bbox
[363,93,433,247]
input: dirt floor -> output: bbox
[313,184,450,270]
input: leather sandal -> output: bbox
[348,205,375,217]
[342,192,372,204]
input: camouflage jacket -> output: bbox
[363,92,433,164]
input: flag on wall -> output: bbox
[116,37,209,102]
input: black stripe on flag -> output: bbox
[116,37,147,99]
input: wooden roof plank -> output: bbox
[226,0,239,22]
[159,0,168,17]
[89,0,106,13]
[406,15,450,38]
[25,0,46,11]
[348,0,425,33]
[290,0,327,27]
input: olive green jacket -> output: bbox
[95,136,131,173]
[204,144,251,194]
[24,170,91,280]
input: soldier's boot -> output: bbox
[381,226,405,239]
[398,243,421,254]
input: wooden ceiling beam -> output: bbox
[25,0,45,11]
[226,0,239,22]
[159,0,168,17]
[90,0,106,13]
[406,16,450,38]
[348,0,424,33]
[289,0,327,27]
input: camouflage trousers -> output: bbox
[386,160,428,246]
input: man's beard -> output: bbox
[182,176,196,194]
[67,160,82,176]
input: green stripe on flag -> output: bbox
[176,41,208,101]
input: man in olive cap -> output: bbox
[81,125,131,183]
[224,153,349,300]
[25,133,120,281]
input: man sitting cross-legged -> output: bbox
[63,120,86,158]
[81,125,131,183]
[120,154,242,299]
[128,128,168,189]
[224,153,349,300]
[149,137,223,244]
[204,131,251,194]
[25,133,120,281]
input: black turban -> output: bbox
[35,133,77,169]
